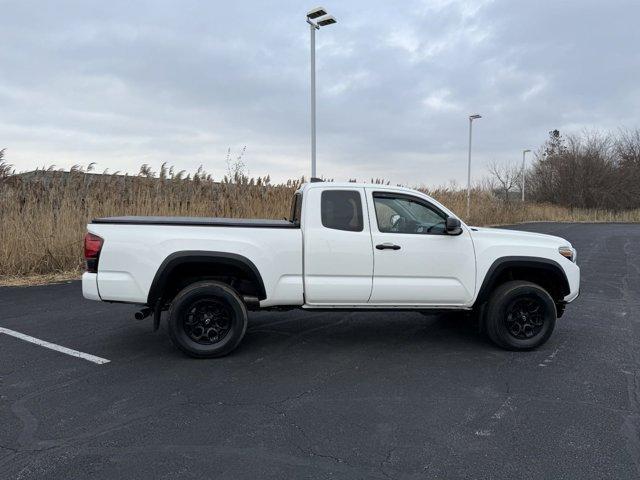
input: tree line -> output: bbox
[487,129,640,210]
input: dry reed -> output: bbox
[1,164,639,279]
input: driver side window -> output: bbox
[373,193,447,234]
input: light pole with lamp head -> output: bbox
[521,149,531,202]
[306,7,337,179]
[466,114,482,219]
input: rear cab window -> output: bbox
[321,190,363,232]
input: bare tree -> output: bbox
[616,128,640,208]
[527,129,628,209]
[487,160,521,203]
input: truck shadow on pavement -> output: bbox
[235,310,491,358]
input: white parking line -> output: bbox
[0,327,110,365]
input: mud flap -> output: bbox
[153,300,163,332]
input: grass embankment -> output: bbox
[1,168,639,285]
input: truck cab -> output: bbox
[297,183,476,307]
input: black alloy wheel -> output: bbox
[184,299,233,345]
[504,297,546,340]
[167,281,248,358]
[485,280,557,350]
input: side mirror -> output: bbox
[445,217,462,235]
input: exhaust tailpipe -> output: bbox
[135,307,152,320]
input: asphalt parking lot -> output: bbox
[1,222,639,479]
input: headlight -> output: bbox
[558,246,576,263]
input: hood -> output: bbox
[469,226,571,247]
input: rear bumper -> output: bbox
[82,272,101,301]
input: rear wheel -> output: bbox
[167,281,248,358]
[485,280,556,350]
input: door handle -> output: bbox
[376,242,401,250]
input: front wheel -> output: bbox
[167,281,248,358]
[485,281,556,350]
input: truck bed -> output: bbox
[92,216,299,228]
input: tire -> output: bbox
[167,281,248,358]
[484,280,556,351]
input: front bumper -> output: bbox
[564,287,580,303]
[562,262,580,303]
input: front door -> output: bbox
[366,189,476,306]
[303,187,374,305]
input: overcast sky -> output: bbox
[1,0,638,186]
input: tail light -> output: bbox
[84,233,103,273]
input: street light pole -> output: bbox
[309,21,317,178]
[466,114,482,219]
[306,7,337,180]
[521,149,531,202]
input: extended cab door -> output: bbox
[365,189,476,306]
[303,186,374,305]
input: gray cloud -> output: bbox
[1,0,638,185]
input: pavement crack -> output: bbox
[189,390,312,414]
[273,390,311,405]
[379,447,397,480]
[0,443,19,454]
[286,421,345,464]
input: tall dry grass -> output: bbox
[1,162,639,278]
[0,165,299,276]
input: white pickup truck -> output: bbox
[83,181,579,358]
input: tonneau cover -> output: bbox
[91,216,298,228]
